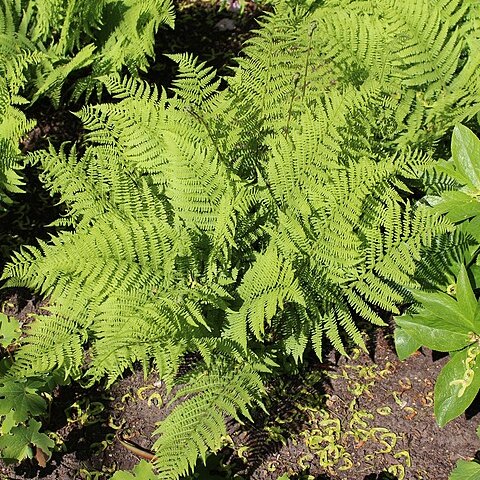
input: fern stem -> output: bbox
[56,0,75,55]
[187,108,230,177]
[301,21,317,101]
[285,72,300,137]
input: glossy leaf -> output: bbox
[395,313,471,352]
[457,265,477,325]
[433,190,480,223]
[434,348,480,427]
[465,216,480,243]
[393,325,421,360]
[452,125,480,191]
[434,159,470,187]
[470,264,480,288]
[449,459,480,480]
[412,290,473,329]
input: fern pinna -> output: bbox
[2,0,479,476]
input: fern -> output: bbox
[229,0,480,146]
[1,0,477,476]
[227,245,306,349]
[3,58,451,420]
[152,361,264,479]
[0,78,33,213]
[0,0,175,105]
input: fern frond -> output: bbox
[0,78,33,210]
[227,245,305,345]
[88,291,189,387]
[2,0,175,104]
[231,0,480,145]
[10,313,84,379]
[32,44,96,107]
[152,361,264,479]
[167,53,221,111]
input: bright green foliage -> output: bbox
[449,460,480,480]
[0,0,175,104]
[1,0,478,476]
[0,419,54,463]
[152,363,264,479]
[0,377,47,431]
[3,66,451,384]
[395,125,480,428]
[0,373,59,463]
[449,423,480,480]
[232,0,480,146]
[111,460,159,480]
[0,0,175,255]
[431,125,480,227]
[0,313,20,348]
[0,77,33,213]
[396,265,480,426]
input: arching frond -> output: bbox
[152,361,264,479]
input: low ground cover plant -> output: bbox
[1,0,480,478]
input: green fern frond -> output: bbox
[88,292,189,387]
[167,53,221,111]
[32,44,96,107]
[2,208,187,377]
[0,78,33,211]
[415,229,474,290]
[227,245,305,345]
[162,131,233,233]
[152,361,264,479]
[1,0,175,104]
[3,4,477,475]
[231,0,480,145]
[10,312,84,379]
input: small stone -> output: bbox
[215,18,236,31]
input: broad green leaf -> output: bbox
[474,302,480,332]
[395,313,471,352]
[434,347,480,427]
[393,325,421,360]
[433,191,480,223]
[412,290,473,329]
[452,125,480,191]
[0,378,47,428]
[434,159,470,186]
[111,459,159,479]
[449,459,480,480]
[0,314,20,348]
[470,265,480,289]
[457,265,477,325]
[466,216,480,243]
[0,419,54,462]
